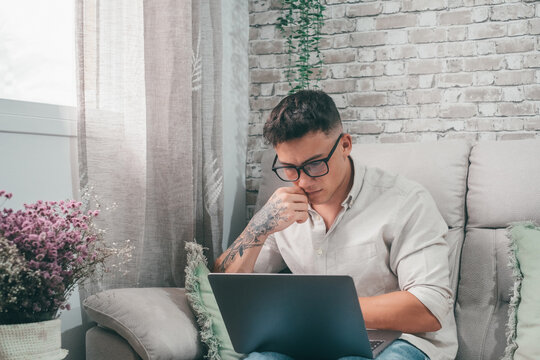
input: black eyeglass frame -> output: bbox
[271,133,344,182]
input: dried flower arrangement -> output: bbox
[0,190,132,325]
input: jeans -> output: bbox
[244,339,430,360]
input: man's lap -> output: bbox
[244,339,429,360]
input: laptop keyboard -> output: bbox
[370,340,385,351]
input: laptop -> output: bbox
[208,273,401,360]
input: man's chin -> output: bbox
[306,189,325,204]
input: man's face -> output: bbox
[274,131,353,205]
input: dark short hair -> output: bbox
[263,90,342,146]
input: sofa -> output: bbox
[84,138,540,360]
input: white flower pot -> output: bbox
[0,318,68,360]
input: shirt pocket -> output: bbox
[327,242,386,296]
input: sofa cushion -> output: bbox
[86,326,141,360]
[467,139,540,228]
[184,241,244,360]
[83,287,202,360]
[503,222,540,360]
[455,228,512,360]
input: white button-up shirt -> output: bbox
[254,155,458,360]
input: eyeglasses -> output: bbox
[272,133,344,182]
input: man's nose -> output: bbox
[295,169,314,188]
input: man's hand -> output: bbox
[214,186,308,273]
[256,186,309,236]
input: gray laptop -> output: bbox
[208,273,401,359]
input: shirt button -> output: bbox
[316,249,323,256]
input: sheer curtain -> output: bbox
[76,0,223,296]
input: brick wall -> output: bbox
[247,0,540,218]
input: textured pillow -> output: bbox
[184,241,245,360]
[503,222,540,360]
[83,287,202,360]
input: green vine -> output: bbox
[277,0,326,94]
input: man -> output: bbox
[214,90,457,360]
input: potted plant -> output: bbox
[0,190,132,359]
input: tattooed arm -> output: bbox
[214,186,309,273]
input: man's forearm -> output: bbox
[359,291,441,333]
[213,229,268,273]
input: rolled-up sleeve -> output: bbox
[253,233,287,273]
[390,187,454,325]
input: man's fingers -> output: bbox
[289,201,308,212]
[284,193,308,204]
[295,211,309,224]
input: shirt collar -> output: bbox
[340,155,365,209]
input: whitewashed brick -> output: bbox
[524,118,540,130]
[443,89,462,103]
[383,120,404,133]
[346,3,382,17]
[351,134,378,144]
[407,89,442,104]
[465,118,495,131]
[438,73,474,88]
[502,87,524,102]
[437,42,476,57]
[376,106,419,120]
[508,21,529,36]
[531,18,540,35]
[258,54,276,68]
[494,70,536,85]
[498,133,536,141]
[331,65,348,79]
[410,28,447,43]
[321,79,357,94]
[440,104,477,118]
[383,2,401,14]
[476,41,496,55]
[376,14,417,30]
[463,87,502,102]
[495,38,535,53]
[334,34,352,49]
[417,44,438,58]
[448,0,463,9]
[491,4,535,21]
[408,59,444,75]
[447,27,467,42]
[380,133,421,143]
[356,79,374,91]
[402,0,446,12]
[385,62,405,76]
[497,102,536,116]
[259,25,276,40]
[420,104,439,118]
[347,63,385,77]
[356,17,376,32]
[348,93,387,107]
[475,72,495,86]
[374,76,419,90]
[345,121,384,134]
[418,12,437,27]
[376,45,418,61]
[260,83,274,96]
[403,118,443,132]
[331,94,348,109]
[492,118,524,131]
[463,56,505,71]
[472,8,489,22]
[524,85,540,100]
[479,103,498,116]
[468,23,506,40]
[439,10,473,25]
[505,55,523,70]
[419,75,435,88]
[351,32,386,47]
[388,91,407,105]
[358,49,376,62]
[439,132,478,142]
[357,108,377,120]
[321,19,357,35]
[323,49,356,64]
[478,132,497,141]
[250,11,280,26]
[386,30,408,45]
[331,4,346,18]
[251,69,281,83]
[446,59,464,73]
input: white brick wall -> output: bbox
[247,0,540,215]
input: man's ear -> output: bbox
[341,133,353,157]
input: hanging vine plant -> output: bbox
[277,0,326,94]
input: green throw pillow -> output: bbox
[184,241,245,360]
[503,222,540,360]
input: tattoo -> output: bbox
[217,197,289,272]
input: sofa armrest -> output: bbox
[83,288,202,360]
